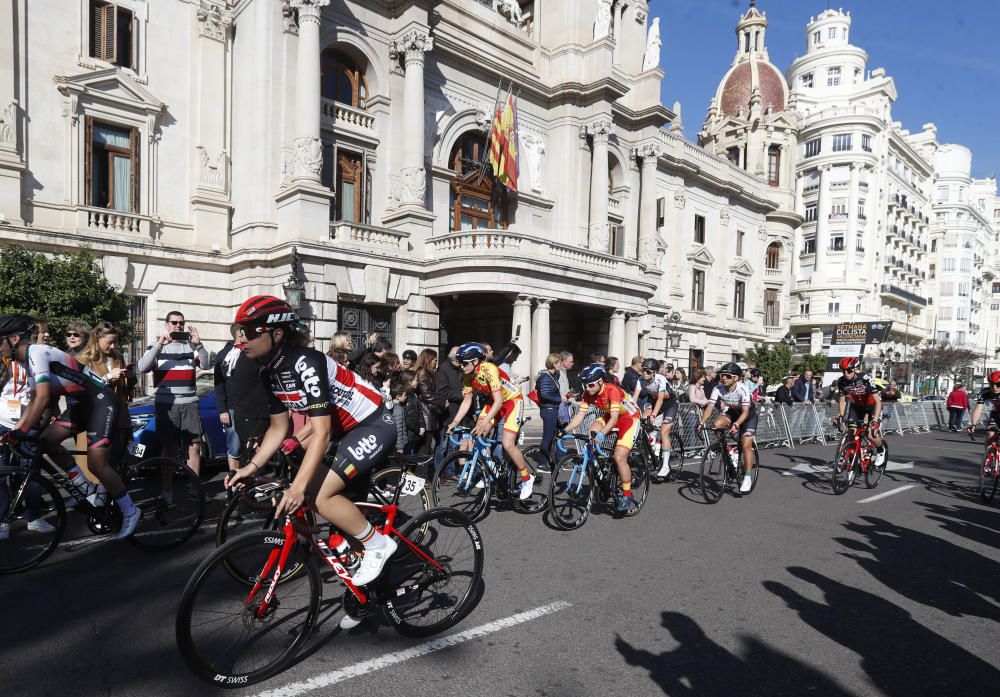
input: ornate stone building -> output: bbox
[0,0,784,381]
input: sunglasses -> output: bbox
[584,381,602,389]
[842,368,856,374]
[168,320,186,326]
[65,332,81,338]
[460,359,476,367]
[720,373,736,380]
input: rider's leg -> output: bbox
[741,433,755,473]
[613,446,632,491]
[658,421,673,475]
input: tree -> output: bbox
[0,245,132,350]
[742,342,792,388]
[795,353,828,375]
[912,342,979,389]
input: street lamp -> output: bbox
[665,311,682,365]
[282,246,307,312]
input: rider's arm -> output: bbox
[449,392,473,429]
[602,409,621,434]
[970,402,983,426]
[631,383,642,404]
[563,406,586,433]
[245,411,295,474]
[286,413,331,491]
[651,392,665,418]
[699,400,714,425]
[731,405,749,428]
[871,392,882,420]
[15,379,50,434]
[481,389,503,424]
[837,394,846,419]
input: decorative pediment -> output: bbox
[55,68,167,118]
[686,245,715,266]
[729,257,755,276]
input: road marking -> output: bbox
[253,601,572,697]
[885,460,914,471]
[781,461,830,476]
[857,484,919,503]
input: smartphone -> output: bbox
[513,324,521,341]
[170,331,191,342]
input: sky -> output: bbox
[649,0,1000,180]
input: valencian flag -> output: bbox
[488,88,519,192]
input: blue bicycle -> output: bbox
[547,430,650,530]
[430,425,547,522]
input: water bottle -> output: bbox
[650,433,661,458]
[328,533,361,574]
[728,445,740,469]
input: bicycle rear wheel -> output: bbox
[980,449,999,503]
[0,470,66,574]
[176,530,320,687]
[624,449,650,516]
[515,446,548,513]
[699,444,726,504]
[547,454,593,529]
[431,451,491,522]
[865,441,887,489]
[667,429,686,477]
[126,457,205,551]
[379,507,483,638]
[832,440,857,495]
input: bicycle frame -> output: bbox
[841,422,875,473]
[557,432,616,497]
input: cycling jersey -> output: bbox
[976,387,1000,430]
[636,374,678,425]
[579,382,641,450]
[463,361,521,403]
[710,382,753,412]
[837,373,879,407]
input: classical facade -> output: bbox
[0,0,786,381]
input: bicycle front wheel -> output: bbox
[379,507,484,638]
[431,451,491,522]
[176,530,320,687]
[547,454,593,529]
[832,440,857,495]
[126,457,205,551]
[0,470,66,574]
[980,449,999,503]
[515,446,548,514]
[865,440,887,489]
[699,444,726,504]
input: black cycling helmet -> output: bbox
[748,368,762,379]
[640,358,660,372]
[0,314,35,338]
[719,362,743,377]
[456,342,486,363]
[579,363,607,385]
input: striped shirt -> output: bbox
[137,341,209,405]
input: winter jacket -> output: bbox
[436,361,465,421]
[791,376,815,403]
[774,385,794,406]
[946,389,969,410]
[390,402,407,451]
[621,367,641,396]
[535,369,562,409]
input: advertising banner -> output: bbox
[823,321,893,386]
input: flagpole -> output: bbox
[478,80,508,185]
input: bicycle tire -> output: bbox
[125,457,205,551]
[547,454,593,529]
[832,439,857,495]
[379,507,484,637]
[515,446,548,513]
[624,448,650,516]
[368,465,432,539]
[431,451,491,522]
[668,428,685,476]
[699,444,726,504]
[176,530,320,687]
[980,449,998,503]
[865,440,887,489]
[0,470,66,574]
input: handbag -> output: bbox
[527,389,541,406]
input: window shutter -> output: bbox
[84,117,93,206]
[98,3,116,62]
[129,126,139,213]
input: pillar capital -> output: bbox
[587,118,615,142]
[635,141,662,165]
[536,298,555,309]
[289,0,329,23]
[514,294,535,307]
[610,309,628,320]
[390,28,434,63]
[196,1,233,41]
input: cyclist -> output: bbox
[0,314,140,538]
[633,358,679,479]
[967,370,1000,443]
[696,362,756,494]
[561,363,642,514]
[447,342,534,499]
[224,296,397,587]
[831,357,886,467]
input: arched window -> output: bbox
[766,242,781,270]
[321,49,368,109]
[448,133,508,231]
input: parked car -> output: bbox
[128,374,227,463]
[921,395,946,402]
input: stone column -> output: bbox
[814,164,831,274]
[0,0,23,222]
[845,163,860,268]
[512,295,534,389]
[636,142,661,266]
[608,309,627,366]
[531,298,553,377]
[290,0,329,184]
[587,118,614,252]
[624,314,641,362]
[390,29,433,207]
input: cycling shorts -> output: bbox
[847,403,878,425]
[593,417,639,451]
[478,396,524,435]
[722,407,758,438]
[659,401,678,426]
[327,408,395,485]
[54,390,118,448]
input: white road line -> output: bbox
[781,461,830,476]
[857,484,919,503]
[252,601,572,697]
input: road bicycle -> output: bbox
[640,418,685,483]
[547,430,650,530]
[175,498,484,687]
[430,421,547,521]
[698,426,759,504]
[831,420,888,495]
[974,430,999,503]
[0,438,204,574]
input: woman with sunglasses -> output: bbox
[64,321,92,356]
[832,357,886,467]
[633,358,679,480]
[561,363,642,514]
[696,362,757,494]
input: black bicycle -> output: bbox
[698,426,759,503]
[0,438,204,574]
[640,419,686,483]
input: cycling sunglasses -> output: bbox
[719,373,736,380]
[460,359,477,367]
[584,380,602,389]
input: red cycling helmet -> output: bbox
[990,370,1000,385]
[235,295,297,329]
[839,357,860,372]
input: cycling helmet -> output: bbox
[719,362,743,377]
[456,342,486,363]
[235,295,297,329]
[748,368,762,379]
[579,363,607,385]
[0,314,35,338]
[839,357,860,372]
[989,370,1000,385]
[640,358,660,372]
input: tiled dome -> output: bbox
[720,60,787,117]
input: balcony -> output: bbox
[320,100,376,138]
[765,268,784,279]
[328,221,409,256]
[77,206,150,236]
[880,284,927,307]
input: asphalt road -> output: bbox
[3,429,999,697]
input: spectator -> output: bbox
[400,370,428,455]
[622,356,643,395]
[557,351,575,425]
[137,311,209,476]
[703,365,720,399]
[792,369,815,404]
[946,382,969,431]
[604,356,621,386]
[881,380,901,403]
[372,339,393,358]
[63,320,92,356]
[496,342,524,385]
[76,321,133,461]
[401,349,418,371]
[329,347,349,366]
[414,348,446,452]
[589,352,606,367]
[434,346,465,469]
[32,317,50,345]
[536,353,563,458]
[660,362,674,379]
[389,383,408,453]
[673,368,688,397]
[329,330,373,366]
[774,377,794,406]
[214,323,270,472]
[825,382,840,405]
[483,343,494,361]
[687,369,711,407]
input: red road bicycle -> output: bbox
[175,497,484,687]
[831,419,888,494]
[975,433,999,503]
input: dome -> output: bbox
[719,59,787,118]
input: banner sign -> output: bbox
[823,321,894,386]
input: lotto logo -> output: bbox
[294,356,322,397]
[347,434,381,462]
